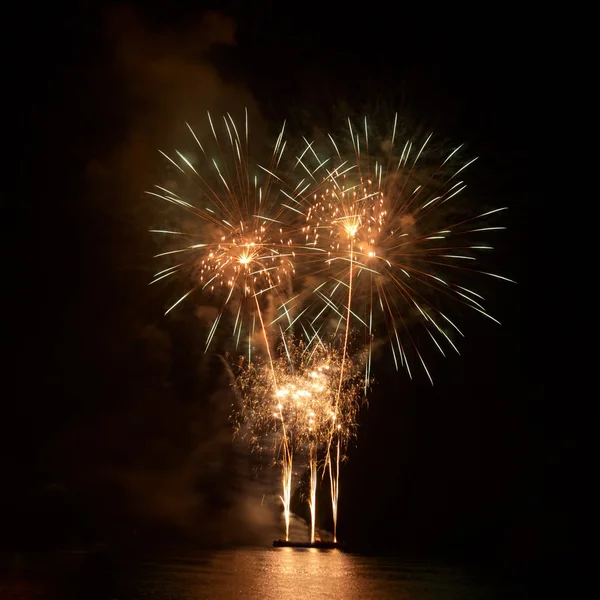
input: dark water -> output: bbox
[1,548,528,599]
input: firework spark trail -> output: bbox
[290,115,514,536]
[295,114,515,383]
[326,234,354,543]
[278,421,293,541]
[328,438,341,543]
[308,444,317,544]
[149,111,314,366]
[150,115,317,527]
[309,288,353,539]
[235,336,365,541]
[306,122,363,540]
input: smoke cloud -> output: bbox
[44,6,291,546]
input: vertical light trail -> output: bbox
[274,398,293,541]
[328,437,341,543]
[308,444,317,544]
[327,235,355,543]
[254,294,295,541]
[280,431,293,541]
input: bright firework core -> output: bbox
[309,181,389,265]
[335,215,362,239]
[199,231,292,294]
[149,111,304,356]
[236,336,367,542]
[293,119,513,385]
[272,362,339,442]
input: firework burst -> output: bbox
[147,110,311,360]
[149,110,512,545]
[234,335,366,541]
[289,115,515,385]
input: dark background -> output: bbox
[12,0,574,582]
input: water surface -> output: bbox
[1,548,526,599]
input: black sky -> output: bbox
[14,0,575,576]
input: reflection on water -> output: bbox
[1,548,525,599]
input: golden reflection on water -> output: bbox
[187,548,455,600]
[0,548,518,600]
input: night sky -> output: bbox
[13,0,575,578]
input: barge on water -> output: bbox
[273,540,340,549]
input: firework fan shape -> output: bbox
[234,335,367,542]
[288,115,515,384]
[147,110,310,357]
[235,335,364,452]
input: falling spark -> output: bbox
[234,335,368,542]
[290,114,514,384]
[148,111,315,361]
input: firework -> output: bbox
[277,117,515,540]
[288,115,515,385]
[235,335,366,541]
[147,110,310,362]
[149,110,512,545]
